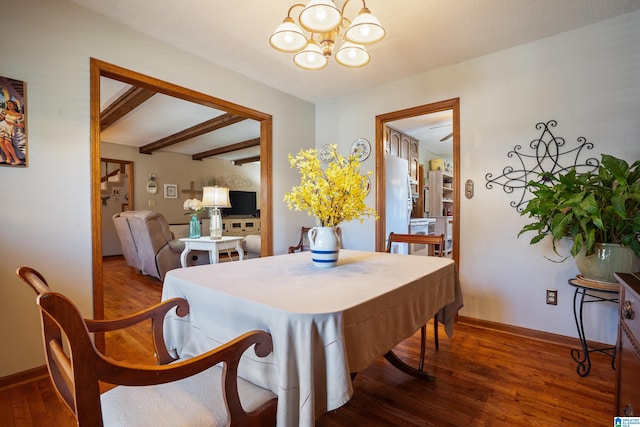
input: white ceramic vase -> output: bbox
[308,226,340,268]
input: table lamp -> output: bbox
[202,186,231,240]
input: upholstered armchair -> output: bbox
[112,211,143,271]
[113,210,208,281]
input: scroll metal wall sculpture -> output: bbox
[485,120,599,212]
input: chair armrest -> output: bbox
[96,330,276,425]
[85,298,189,364]
[167,239,185,253]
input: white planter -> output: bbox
[308,227,340,268]
[575,243,640,284]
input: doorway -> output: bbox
[100,158,134,256]
[90,59,274,351]
[375,98,460,267]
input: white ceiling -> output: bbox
[83,0,640,158]
[73,0,640,103]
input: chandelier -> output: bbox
[269,0,385,70]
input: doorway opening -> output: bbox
[375,98,460,267]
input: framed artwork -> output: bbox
[0,76,27,167]
[164,184,178,199]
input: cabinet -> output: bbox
[433,216,453,254]
[386,125,420,196]
[428,170,453,254]
[222,217,260,237]
[388,128,401,157]
[428,170,454,217]
[614,272,640,417]
[409,138,420,188]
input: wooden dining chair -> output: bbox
[288,227,312,253]
[385,233,446,369]
[17,267,278,427]
[288,226,343,253]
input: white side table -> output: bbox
[179,236,245,267]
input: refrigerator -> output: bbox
[385,153,412,254]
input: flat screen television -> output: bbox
[222,191,258,217]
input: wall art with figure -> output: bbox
[0,76,27,167]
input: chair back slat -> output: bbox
[386,232,445,257]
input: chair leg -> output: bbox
[418,325,427,372]
[434,315,439,351]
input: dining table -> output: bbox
[162,249,462,426]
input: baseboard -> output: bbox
[458,315,588,348]
[0,365,48,391]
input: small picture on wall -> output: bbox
[0,76,27,167]
[164,184,178,199]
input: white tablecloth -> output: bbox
[162,249,462,426]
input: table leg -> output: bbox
[180,246,190,268]
[384,350,435,381]
[569,285,617,377]
[570,286,591,377]
[236,241,244,261]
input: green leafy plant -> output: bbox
[519,154,640,258]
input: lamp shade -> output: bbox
[335,42,370,68]
[202,186,231,208]
[269,17,308,52]
[299,0,341,32]
[345,8,385,45]
[294,39,328,70]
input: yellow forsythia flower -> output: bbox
[284,144,378,227]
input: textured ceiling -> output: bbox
[73,0,640,103]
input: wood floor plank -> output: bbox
[1,256,616,426]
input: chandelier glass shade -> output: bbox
[335,41,370,67]
[269,0,385,70]
[294,39,329,70]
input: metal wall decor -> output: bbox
[485,120,599,212]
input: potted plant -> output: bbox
[519,154,640,283]
[284,144,378,267]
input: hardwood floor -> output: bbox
[2,256,615,426]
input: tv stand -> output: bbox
[222,217,260,237]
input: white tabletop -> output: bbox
[162,249,462,426]
[178,236,244,266]
[179,236,244,243]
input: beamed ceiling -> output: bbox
[99,77,261,164]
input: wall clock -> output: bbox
[351,138,371,161]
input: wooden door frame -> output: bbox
[374,98,460,268]
[90,58,273,350]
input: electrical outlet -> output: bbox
[546,289,558,305]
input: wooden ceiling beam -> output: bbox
[233,155,261,165]
[139,113,247,155]
[192,137,260,160]
[100,86,156,130]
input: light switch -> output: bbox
[465,179,474,199]
[148,199,156,207]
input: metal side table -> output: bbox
[568,276,619,377]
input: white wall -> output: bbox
[317,11,640,343]
[0,0,314,377]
